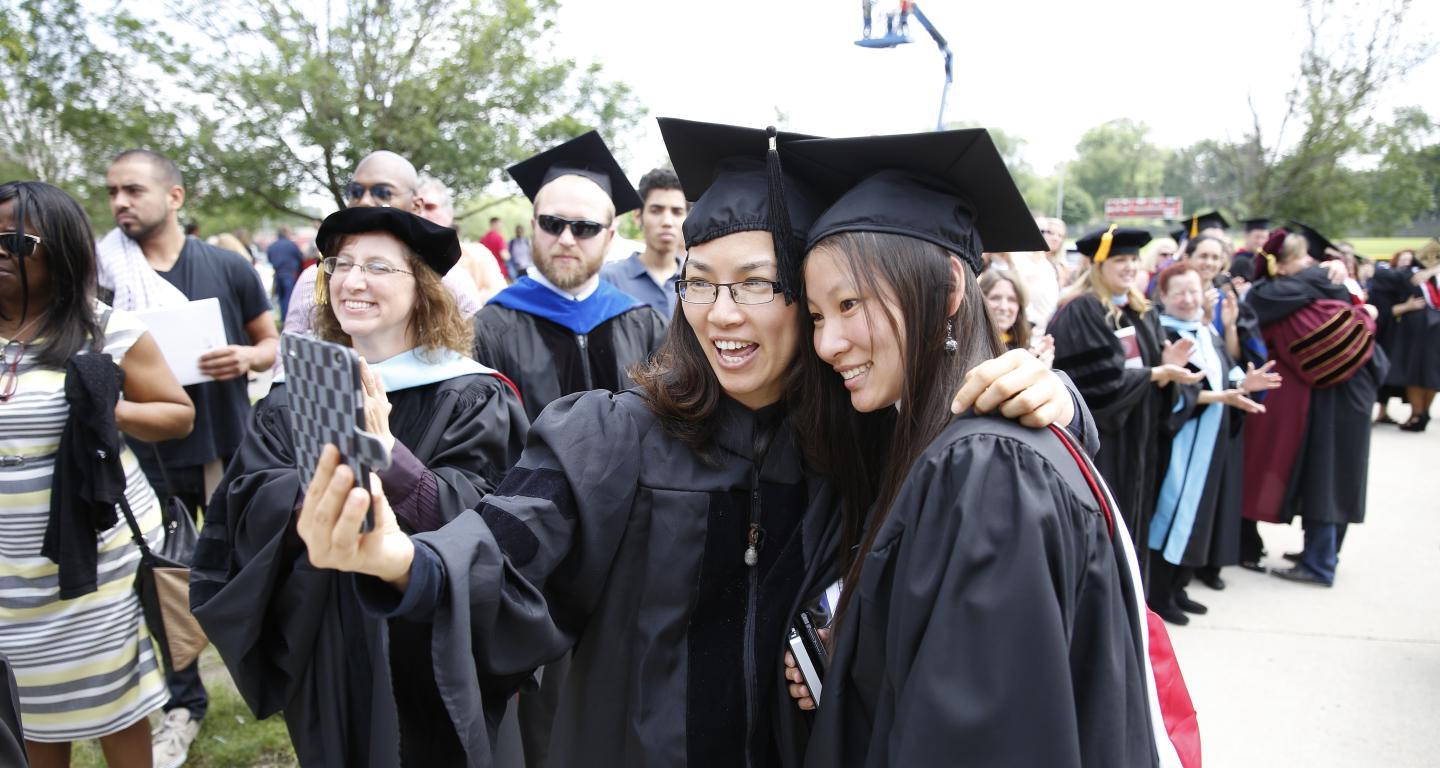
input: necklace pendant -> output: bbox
[744,545,759,567]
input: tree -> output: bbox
[0,0,184,227]
[116,0,642,224]
[1067,119,1167,206]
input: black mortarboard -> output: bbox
[1174,210,1230,240]
[658,118,824,303]
[1242,217,1270,232]
[1169,226,1188,243]
[785,128,1044,275]
[1075,226,1152,261]
[506,131,643,216]
[317,206,460,275]
[1287,221,1338,261]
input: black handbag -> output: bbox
[148,444,198,566]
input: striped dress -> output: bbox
[0,305,168,742]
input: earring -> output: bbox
[944,320,959,353]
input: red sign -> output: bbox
[1104,197,1183,220]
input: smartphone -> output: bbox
[788,609,828,705]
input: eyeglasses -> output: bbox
[0,232,41,260]
[0,341,26,401]
[320,257,414,278]
[536,214,606,240]
[344,182,405,204]
[675,279,782,305]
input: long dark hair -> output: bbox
[977,269,1032,351]
[0,181,102,366]
[795,231,1004,627]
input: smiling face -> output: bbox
[328,232,419,358]
[680,230,797,410]
[1186,238,1227,283]
[984,276,1021,333]
[1161,268,1205,322]
[1097,253,1140,295]
[805,246,906,414]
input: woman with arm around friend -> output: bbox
[0,181,194,768]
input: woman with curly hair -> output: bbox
[190,206,528,765]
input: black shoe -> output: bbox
[1197,571,1226,590]
[1151,602,1190,626]
[1239,560,1267,573]
[1175,591,1208,615]
[1283,551,1302,563]
[1400,414,1431,432]
[1271,566,1333,587]
[1376,413,1399,425]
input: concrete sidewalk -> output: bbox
[1166,410,1440,767]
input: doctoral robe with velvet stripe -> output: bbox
[367,390,842,768]
[190,374,527,767]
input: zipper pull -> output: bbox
[745,522,763,567]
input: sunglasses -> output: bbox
[536,214,606,240]
[344,182,403,204]
[0,232,41,259]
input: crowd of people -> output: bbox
[0,111,1434,768]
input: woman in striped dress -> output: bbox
[0,181,194,767]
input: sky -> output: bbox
[551,0,1440,181]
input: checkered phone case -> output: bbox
[282,333,391,530]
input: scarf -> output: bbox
[95,229,188,311]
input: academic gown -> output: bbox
[190,374,528,768]
[1368,266,1420,396]
[1243,267,1385,525]
[1049,296,1185,577]
[473,278,668,420]
[370,390,842,768]
[1389,272,1440,389]
[802,416,1156,768]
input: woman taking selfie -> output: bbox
[190,207,527,766]
[0,181,194,768]
[780,131,1181,766]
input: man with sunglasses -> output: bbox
[472,131,666,424]
[470,132,665,767]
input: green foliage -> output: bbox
[114,0,643,219]
[1067,119,1167,205]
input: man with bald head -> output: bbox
[471,132,666,423]
[281,151,485,339]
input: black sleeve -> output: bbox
[1050,298,1155,431]
[0,655,25,768]
[878,433,1152,767]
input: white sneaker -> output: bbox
[152,708,201,768]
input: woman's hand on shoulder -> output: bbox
[951,348,1074,428]
[297,445,415,589]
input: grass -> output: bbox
[72,648,297,768]
[1345,237,1434,260]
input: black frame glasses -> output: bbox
[536,214,606,240]
[320,257,414,278]
[675,279,783,305]
[344,182,403,203]
[0,232,41,259]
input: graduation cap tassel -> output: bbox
[764,126,799,304]
[1093,224,1118,263]
[1189,215,1198,239]
[314,267,329,306]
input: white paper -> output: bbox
[134,298,227,386]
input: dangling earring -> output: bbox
[944,320,959,353]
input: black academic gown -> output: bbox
[190,374,527,768]
[386,390,841,768]
[803,416,1156,768]
[1368,266,1420,397]
[1050,295,1182,578]
[0,654,25,768]
[1248,267,1385,525]
[472,304,666,421]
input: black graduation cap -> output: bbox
[317,206,461,276]
[1287,221,1338,261]
[658,118,825,303]
[1175,210,1230,239]
[1242,217,1271,232]
[1075,226,1152,261]
[1169,226,1188,243]
[783,128,1044,274]
[506,131,643,216]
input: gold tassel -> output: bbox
[1189,214,1198,239]
[314,267,329,306]
[1093,224,1118,263]
[1263,251,1278,278]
